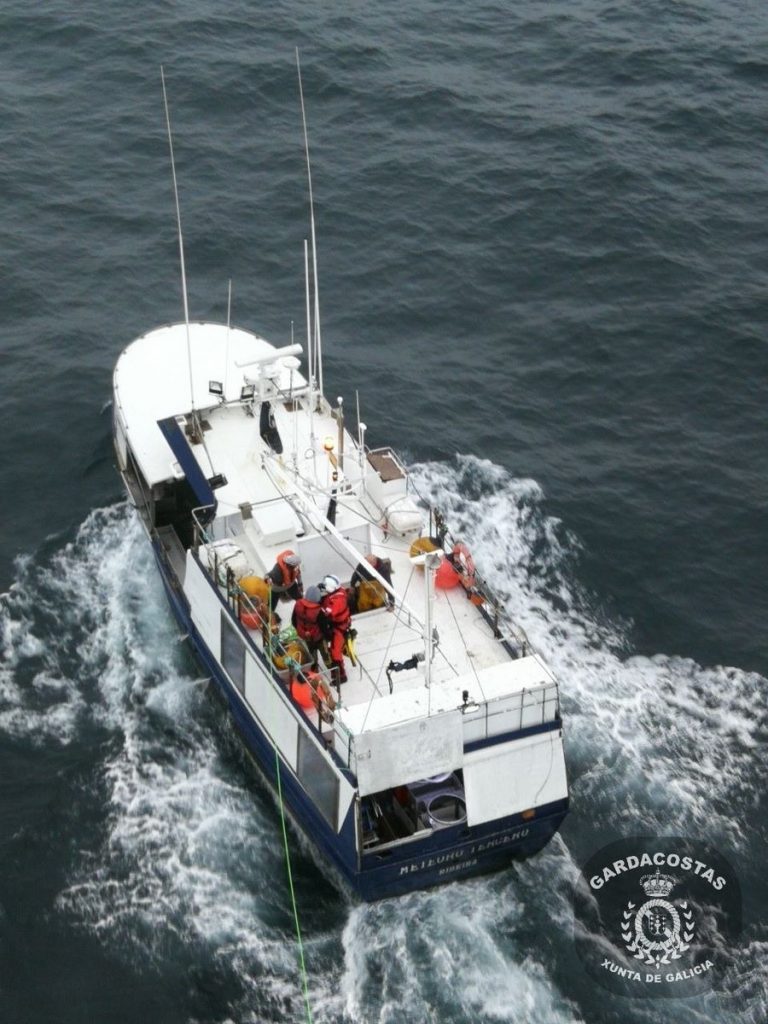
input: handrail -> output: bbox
[189,452,553,759]
[260,451,422,629]
[190,505,357,765]
[401,465,533,660]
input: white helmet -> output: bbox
[321,574,340,593]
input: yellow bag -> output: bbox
[409,536,437,560]
[240,575,270,601]
[356,579,387,612]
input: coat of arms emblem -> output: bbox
[621,868,695,967]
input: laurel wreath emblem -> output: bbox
[620,899,696,967]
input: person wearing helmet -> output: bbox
[265,550,303,620]
[291,584,328,668]
[319,574,351,684]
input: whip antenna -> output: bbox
[160,66,194,411]
[224,278,232,399]
[304,238,314,392]
[296,49,324,399]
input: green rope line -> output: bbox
[267,587,314,1024]
[274,748,314,1023]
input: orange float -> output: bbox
[435,557,460,589]
[290,676,315,709]
[240,593,269,630]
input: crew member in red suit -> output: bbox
[319,574,351,684]
[291,585,327,667]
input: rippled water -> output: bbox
[1,2,767,1022]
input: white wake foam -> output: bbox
[0,506,138,745]
[411,456,767,851]
[340,834,585,1024]
[0,504,336,1018]
[4,460,764,1024]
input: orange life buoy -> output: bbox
[307,671,336,723]
[452,542,476,590]
[314,679,335,710]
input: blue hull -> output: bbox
[152,540,569,900]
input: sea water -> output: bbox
[1,2,766,1022]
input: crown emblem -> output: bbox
[640,869,676,898]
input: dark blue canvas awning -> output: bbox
[157,417,217,523]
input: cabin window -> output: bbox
[297,730,339,829]
[221,612,245,694]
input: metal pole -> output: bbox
[424,550,441,688]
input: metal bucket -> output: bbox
[424,790,467,828]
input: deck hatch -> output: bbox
[352,710,463,796]
[463,732,568,826]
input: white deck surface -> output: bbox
[116,323,561,743]
[114,322,306,487]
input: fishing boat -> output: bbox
[111,70,569,901]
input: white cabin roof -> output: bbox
[113,322,305,487]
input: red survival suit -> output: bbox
[321,586,352,683]
[291,596,327,665]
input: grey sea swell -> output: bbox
[1,2,767,1022]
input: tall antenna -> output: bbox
[304,237,317,481]
[160,66,194,411]
[295,49,324,398]
[303,238,314,391]
[224,278,232,399]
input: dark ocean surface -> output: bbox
[1,2,766,1022]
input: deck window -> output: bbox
[297,730,339,829]
[221,612,245,693]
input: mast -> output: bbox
[424,550,442,688]
[160,66,194,412]
[304,238,314,401]
[296,49,324,400]
[224,278,232,399]
[304,238,317,482]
